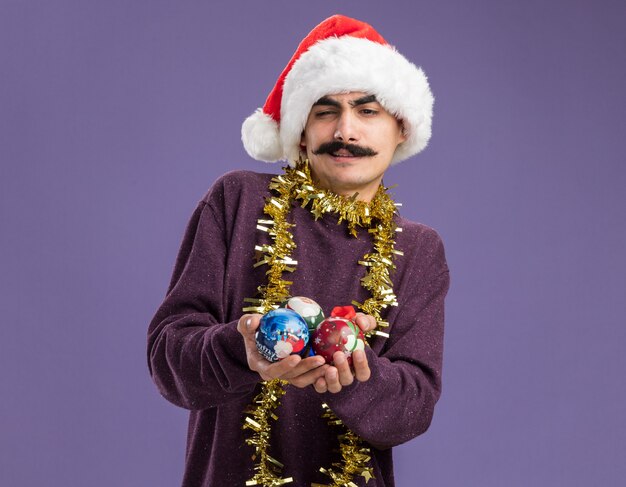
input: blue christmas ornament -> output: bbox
[255,308,309,362]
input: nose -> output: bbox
[333,111,359,143]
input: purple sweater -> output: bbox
[148,170,449,487]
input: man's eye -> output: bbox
[315,110,336,117]
[360,108,378,115]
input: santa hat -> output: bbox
[241,14,434,166]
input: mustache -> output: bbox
[312,141,378,157]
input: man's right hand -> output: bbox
[237,314,329,388]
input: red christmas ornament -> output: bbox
[312,306,365,365]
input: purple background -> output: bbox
[1,1,625,486]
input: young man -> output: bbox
[148,15,449,487]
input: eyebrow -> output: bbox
[312,94,378,108]
[349,94,377,107]
[312,96,341,108]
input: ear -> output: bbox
[397,119,407,144]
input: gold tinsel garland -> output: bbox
[242,159,402,486]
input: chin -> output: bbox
[329,170,366,186]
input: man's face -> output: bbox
[299,92,406,202]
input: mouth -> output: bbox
[330,148,358,158]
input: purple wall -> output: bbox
[1,1,625,485]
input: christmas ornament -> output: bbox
[280,296,325,332]
[312,306,365,365]
[255,308,309,362]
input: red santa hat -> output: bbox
[241,14,434,166]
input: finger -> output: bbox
[237,314,262,338]
[281,356,326,380]
[236,314,251,334]
[333,352,354,387]
[352,349,371,382]
[248,351,297,379]
[240,329,263,364]
[241,328,269,367]
[260,354,304,380]
[325,367,342,394]
[314,376,328,394]
[288,364,330,388]
[354,313,376,333]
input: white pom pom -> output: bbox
[241,109,283,162]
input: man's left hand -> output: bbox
[313,312,375,394]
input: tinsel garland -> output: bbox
[242,159,402,486]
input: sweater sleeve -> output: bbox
[147,198,260,411]
[323,232,450,450]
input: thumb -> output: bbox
[237,313,262,338]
